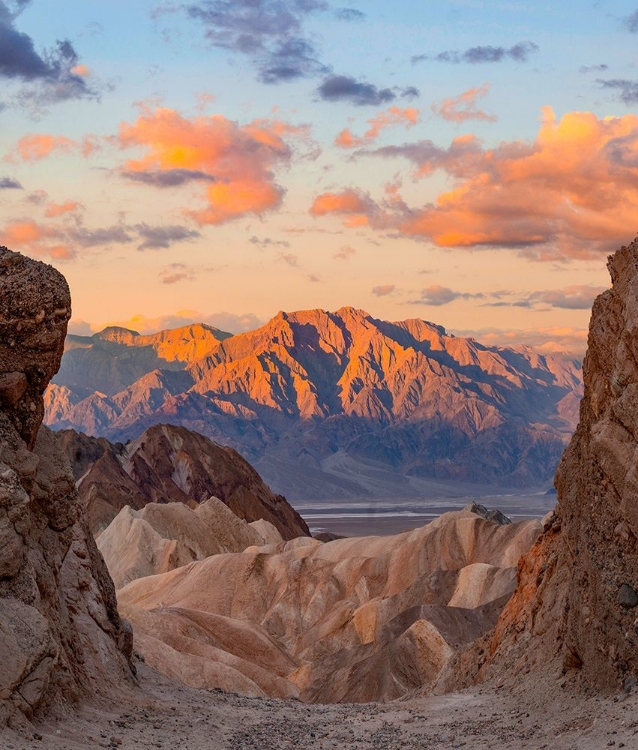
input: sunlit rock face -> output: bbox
[46,306,583,497]
[450,237,638,691]
[0,247,133,730]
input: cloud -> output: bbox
[8,133,100,162]
[334,244,356,259]
[159,262,192,284]
[335,106,419,148]
[412,41,538,65]
[523,285,606,309]
[45,200,82,218]
[334,7,365,21]
[411,285,484,306]
[624,9,638,33]
[0,1,95,105]
[278,251,299,266]
[371,284,395,296]
[579,64,608,73]
[135,223,201,250]
[454,326,588,358]
[0,214,201,259]
[178,0,331,84]
[117,107,304,225]
[432,83,496,124]
[317,74,419,106]
[314,108,638,261]
[258,37,329,84]
[248,235,290,248]
[310,188,380,227]
[103,310,263,335]
[121,168,220,187]
[597,78,638,105]
[67,318,93,336]
[0,175,22,189]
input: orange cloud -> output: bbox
[335,106,419,148]
[432,83,496,124]
[0,220,73,260]
[310,189,376,227]
[13,134,76,162]
[45,201,83,218]
[71,64,90,77]
[8,134,101,162]
[117,107,303,225]
[313,108,638,260]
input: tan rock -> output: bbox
[118,508,540,703]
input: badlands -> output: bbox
[4,240,638,749]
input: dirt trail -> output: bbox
[3,660,638,750]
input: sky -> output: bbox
[1,0,638,357]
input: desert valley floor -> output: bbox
[3,662,638,750]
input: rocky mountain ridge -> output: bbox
[46,307,583,497]
[56,424,309,540]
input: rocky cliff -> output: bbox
[0,247,133,729]
[452,237,638,691]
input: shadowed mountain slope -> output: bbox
[56,423,309,540]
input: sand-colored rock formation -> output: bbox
[454,238,638,691]
[0,247,133,729]
[96,497,283,589]
[56,424,309,539]
[117,508,541,702]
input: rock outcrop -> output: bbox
[117,507,541,702]
[96,497,283,589]
[56,424,309,539]
[455,238,638,691]
[0,247,133,729]
[45,308,583,498]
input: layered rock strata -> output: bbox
[57,424,309,539]
[0,247,133,729]
[117,508,541,702]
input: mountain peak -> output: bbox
[95,326,140,344]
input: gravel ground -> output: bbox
[2,660,638,749]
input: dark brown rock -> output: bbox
[0,248,133,729]
[0,247,70,448]
[0,372,27,407]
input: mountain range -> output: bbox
[44,308,583,498]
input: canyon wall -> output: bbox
[450,238,638,690]
[0,247,133,729]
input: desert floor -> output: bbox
[3,659,637,750]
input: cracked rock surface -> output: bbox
[0,247,133,730]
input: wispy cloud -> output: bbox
[0,1,97,109]
[0,176,22,189]
[335,106,419,148]
[334,244,356,259]
[432,83,496,124]
[317,75,419,106]
[412,41,538,65]
[371,284,395,296]
[597,78,638,105]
